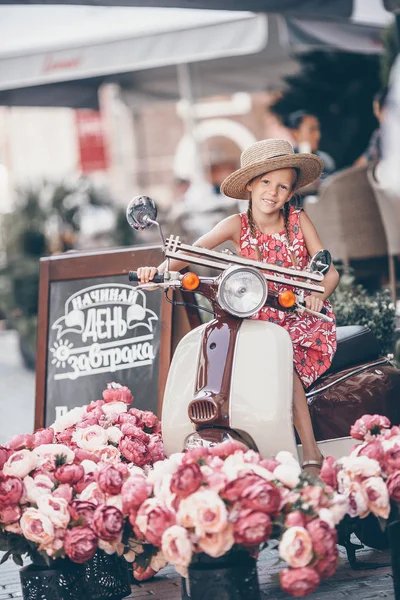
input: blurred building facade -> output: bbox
[0,86,288,215]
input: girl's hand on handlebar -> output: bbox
[305,295,324,313]
[137,266,158,284]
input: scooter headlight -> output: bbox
[217,266,268,317]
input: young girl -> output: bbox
[138,139,339,475]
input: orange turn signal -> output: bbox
[278,290,296,308]
[181,272,200,291]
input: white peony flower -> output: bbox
[3,450,36,478]
[33,444,75,466]
[273,464,301,488]
[81,459,99,474]
[106,426,123,444]
[24,474,54,504]
[37,495,70,528]
[102,402,127,418]
[275,451,300,468]
[72,425,108,452]
[51,406,86,433]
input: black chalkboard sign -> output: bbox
[35,246,172,429]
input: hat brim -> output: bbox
[220,153,324,200]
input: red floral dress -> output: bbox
[239,207,336,388]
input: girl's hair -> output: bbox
[246,169,298,256]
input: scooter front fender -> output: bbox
[162,324,205,456]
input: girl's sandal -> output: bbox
[302,455,324,474]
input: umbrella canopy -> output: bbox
[0,0,358,18]
[0,4,392,108]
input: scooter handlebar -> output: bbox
[128,271,165,283]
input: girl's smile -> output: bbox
[246,167,296,218]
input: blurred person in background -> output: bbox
[286,110,336,179]
[354,88,388,166]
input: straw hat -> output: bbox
[220,139,324,200]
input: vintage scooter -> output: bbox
[127,195,400,560]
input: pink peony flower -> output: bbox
[74,473,97,495]
[162,525,193,566]
[96,464,127,496]
[177,490,227,536]
[388,472,400,502]
[136,498,176,546]
[361,476,390,519]
[350,414,391,440]
[37,495,70,528]
[259,458,280,472]
[197,525,235,558]
[103,383,133,405]
[97,446,121,464]
[209,440,247,459]
[6,434,35,451]
[121,475,152,514]
[119,436,150,466]
[64,526,98,563]
[285,511,306,529]
[0,446,10,469]
[182,447,210,465]
[69,500,97,526]
[170,463,203,499]
[118,412,142,427]
[20,508,55,545]
[92,504,124,541]
[345,482,369,519]
[279,527,313,568]
[138,410,158,430]
[87,399,105,412]
[357,440,384,465]
[280,566,320,597]
[78,481,105,505]
[0,475,23,506]
[233,511,272,547]
[120,423,149,442]
[148,435,165,464]
[33,428,54,447]
[320,457,338,489]
[306,519,337,556]
[74,449,100,464]
[384,443,400,475]
[52,484,73,502]
[3,449,36,478]
[223,474,280,515]
[0,504,21,525]
[314,547,339,580]
[133,565,157,581]
[56,428,74,445]
[55,464,84,485]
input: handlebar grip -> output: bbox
[128,271,165,283]
[298,302,327,316]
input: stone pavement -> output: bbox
[0,544,395,599]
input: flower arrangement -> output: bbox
[125,440,348,597]
[0,383,164,568]
[320,414,400,521]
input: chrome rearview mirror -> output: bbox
[126,196,157,231]
[308,249,332,275]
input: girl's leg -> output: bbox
[292,371,322,475]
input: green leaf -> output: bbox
[0,550,11,564]
[12,554,23,567]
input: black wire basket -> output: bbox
[83,550,131,600]
[20,558,85,600]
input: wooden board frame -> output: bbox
[34,244,173,430]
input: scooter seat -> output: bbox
[325,325,382,376]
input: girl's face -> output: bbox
[246,168,296,215]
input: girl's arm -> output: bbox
[137,214,241,283]
[300,211,340,311]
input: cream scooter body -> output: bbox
[162,319,297,459]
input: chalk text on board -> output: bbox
[50,284,158,381]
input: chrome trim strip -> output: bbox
[166,249,325,293]
[166,236,324,282]
[306,358,388,398]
